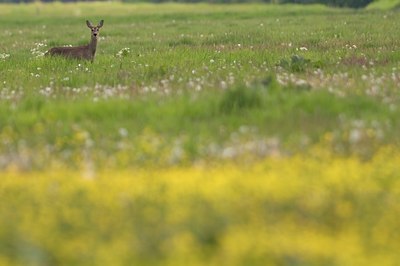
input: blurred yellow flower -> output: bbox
[1,146,400,265]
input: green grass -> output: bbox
[1,2,400,169]
[367,0,400,9]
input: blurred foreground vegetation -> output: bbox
[2,147,400,265]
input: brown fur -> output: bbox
[46,20,103,62]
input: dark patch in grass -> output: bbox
[219,85,262,114]
[168,37,195,47]
[285,82,312,92]
[144,65,168,79]
[278,54,313,73]
[341,55,369,66]
[341,55,389,67]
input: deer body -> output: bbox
[46,20,103,62]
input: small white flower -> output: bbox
[119,128,128,137]
[220,81,227,89]
[299,47,308,51]
[116,47,130,58]
[349,129,362,144]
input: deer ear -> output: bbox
[98,20,104,28]
[86,20,93,28]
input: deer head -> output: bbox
[86,20,104,40]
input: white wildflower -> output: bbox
[116,47,130,58]
[119,128,128,137]
[0,53,10,60]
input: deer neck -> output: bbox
[89,36,98,55]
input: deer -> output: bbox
[46,20,104,63]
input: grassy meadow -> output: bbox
[1,2,400,265]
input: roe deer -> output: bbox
[46,20,104,62]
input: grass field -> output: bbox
[1,2,400,265]
[1,3,400,168]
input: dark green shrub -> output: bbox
[278,55,311,73]
[219,85,262,113]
